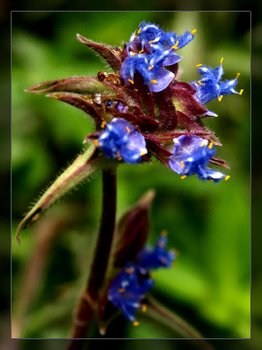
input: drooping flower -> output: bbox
[120,22,196,92]
[190,58,244,115]
[136,231,176,271]
[107,234,176,324]
[169,135,230,182]
[107,263,154,323]
[96,118,147,164]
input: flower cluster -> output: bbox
[96,118,147,164]
[108,233,176,324]
[190,58,243,115]
[121,21,196,92]
[169,135,230,182]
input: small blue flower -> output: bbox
[190,59,243,114]
[108,263,154,323]
[121,22,196,92]
[136,232,176,271]
[108,234,176,323]
[97,118,147,164]
[169,135,229,182]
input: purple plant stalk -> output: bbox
[15,21,243,344]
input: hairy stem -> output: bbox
[68,168,117,345]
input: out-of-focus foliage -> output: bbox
[11,11,250,344]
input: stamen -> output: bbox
[148,40,155,44]
[161,230,168,236]
[101,121,106,128]
[150,80,157,84]
[148,65,154,70]
[201,142,204,147]
[142,304,147,312]
[208,142,213,149]
[133,321,139,326]
[125,267,134,274]
[180,160,185,168]
[196,63,202,67]
[118,288,125,293]
[126,126,131,133]
[197,80,203,86]
[116,151,122,160]
[191,29,197,34]
[131,52,136,57]
[172,40,179,50]
[140,151,147,156]
[94,139,99,146]
[181,175,187,180]
[139,49,144,54]
[128,79,134,84]
[218,95,223,102]
[225,175,230,181]
[236,73,240,78]
[240,89,244,95]
[220,57,224,64]
[137,27,141,35]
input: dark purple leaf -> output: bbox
[26,77,116,95]
[152,87,177,131]
[173,87,208,119]
[77,34,122,72]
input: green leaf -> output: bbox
[15,144,116,243]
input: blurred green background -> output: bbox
[10,10,252,348]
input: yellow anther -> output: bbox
[201,142,204,147]
[133,321,140,326]
[116,151,122,160]
[220,57,224,64]
[131,52,136,57]
[128,79,134,84]
[150,80,157,84]
[208,142,213,149]
[139,49,144,54]
[140,151,146,156]
[125,267,134,274]
[148,65,154,70]
[236,73,240,78]
[225,175,230,181]
[137,27,141,34]
[161,230,168,236]
[197,80,203,86]
[240,89,244,95]
[126,126,131,133]
[94,139,99,146]
[208,179,212,182]
[181,175,187,180]
[101,121,106,128]
[180,160,185,168]
[196,63,202,67]
[191,29,197,35]
[172,40,179,50]
[148,40,155,44]
[218,95,223,102]
[118,288,125,293]
[142,304,147,312]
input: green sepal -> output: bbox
[15,144,117,243]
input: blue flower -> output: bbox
[136,232,176,271]
[190,59,243,114]
[108,234,176,323]
[169,135,229,182]
[97,118,147,164]
[107,263,154,323]
[121,22,196,92]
